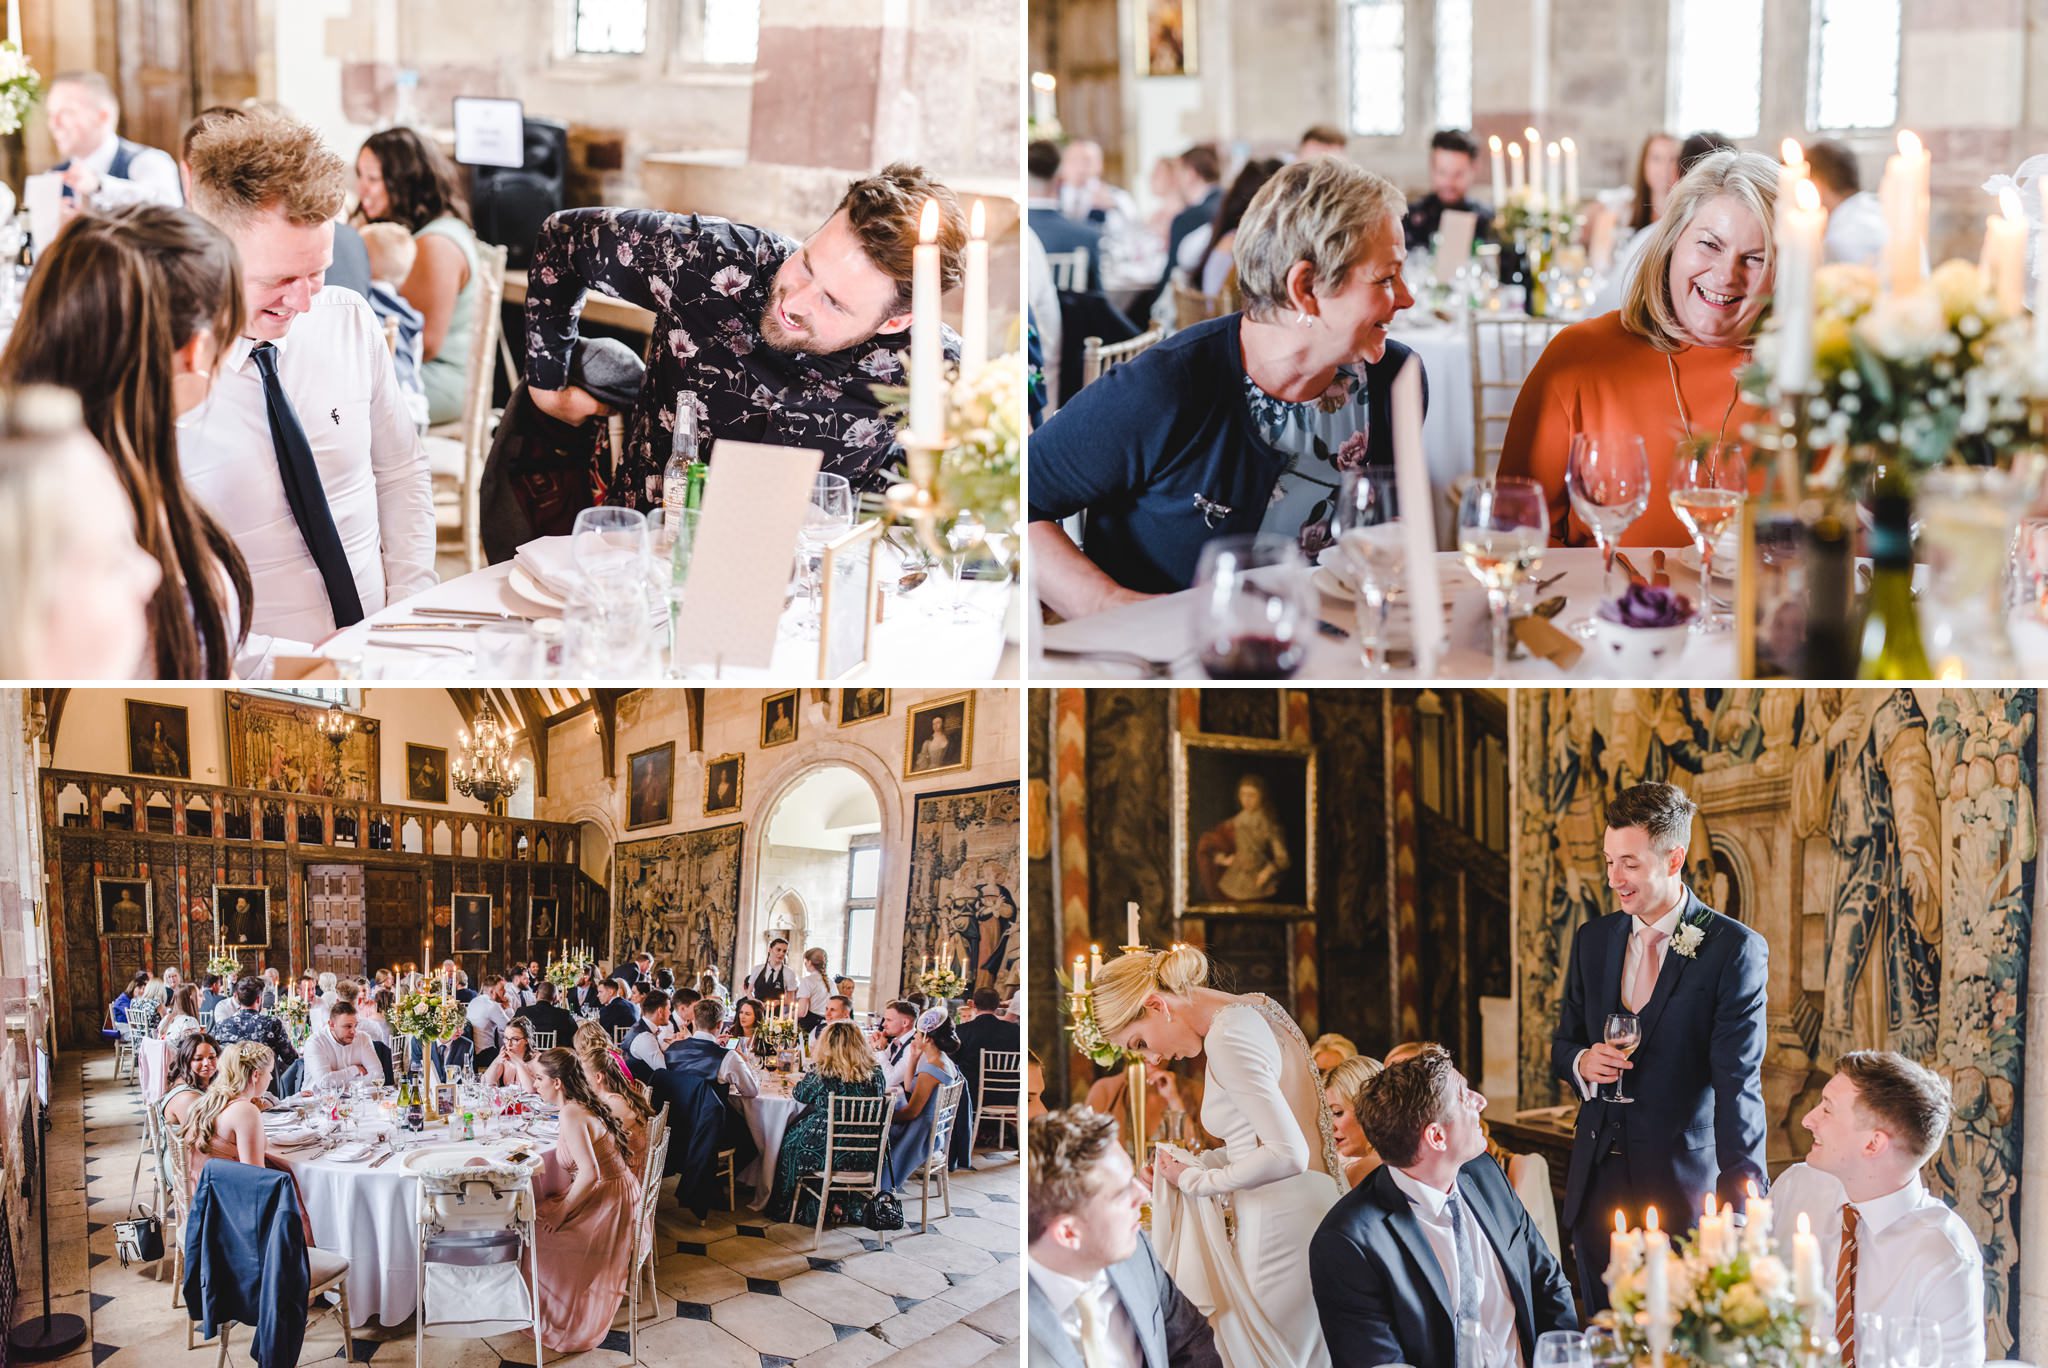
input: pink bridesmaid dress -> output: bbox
[532,1126,639,1351]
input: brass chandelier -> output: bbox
[453,699,526,806]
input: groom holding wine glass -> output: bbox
[1551,782,1769,1312]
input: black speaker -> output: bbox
[470,118,570,269]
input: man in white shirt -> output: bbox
[466,976,512,1067]
[178,112,434,658]
[1807,139,1889,269]
[1769,1051,1985,1366]
[301,1001,381,1089]
[45,72,182,211]
[810,994,853,1047]
[1028,1106,1220,1368]
[873,1000,919,1094]
[625,990,673,1078]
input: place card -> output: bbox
[670,439,824,671]
[818,518,882,678]
[1433,209,1477,282]
[1513,613,1584,670]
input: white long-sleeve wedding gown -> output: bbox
[1151,995,1345,1368]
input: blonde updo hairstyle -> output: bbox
[1325,1053,1385,1113]
[1089,944,1211,1038]
[1620,149,1782,353]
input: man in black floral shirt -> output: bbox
[524,163,967,505]
[211,974,299,1069]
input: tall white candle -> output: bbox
[908,198,944,444]
[1742,1179,1773,1257]
[6,1,17,51]
[1792,1211,1822,1302]
[1508,142,1525,195]
[1775,178,1825,393]
[1126,901,1140,947]
[1698,1191,1728,1266]
[1488,135,1507,207]
[1886,130,1929,294]
[1545,142,1561,212]
[1561,137,1579,207]
[1030,72,1057,127]
[2036,178,2048,387]
[1089,943,1102,978]
[1524,126,1542,183]
[963,199,989,372]
[1073,954,1087,991]
[1987,187,2027,317]
[1644,1207,1670,1368]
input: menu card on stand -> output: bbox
[1391,356,1446,675]
[23,173,61,255]
[671,440,823,672]
[1433,209,1477,282]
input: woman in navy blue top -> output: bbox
[1029,157,1427,619]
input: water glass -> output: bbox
[1457,476,1549,677]
[945,510,987,621]
[1331,467,1404,674]
[1881,1316,1940,1367]
[794,473,855,632]
[1533,1330,1591,1368]
[1667,441,1750,632]
[471,621,537,676]
[1565,432,1650,623]
[570,505,649,590]
[1189,534,1312,679]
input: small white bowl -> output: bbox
[1589,617,1695,677]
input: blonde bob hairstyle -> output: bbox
[1312,1033,1359,1068]
[1090,944,1211,1037]
[1233,157,1407,323]
[1620,149,1782,354]
[811,1019,882,1086]
[1324,1053,1385,1113]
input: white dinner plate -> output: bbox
[506,565,567,612]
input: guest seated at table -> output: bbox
[1805,138,1888,269]
[467,974,512,1068]
[513,980,580,1049]
[522,164,966,505]
[179,111,435,650]
[767,1020,887,1226]
[480,1020,542,1093]
[1152,143,1225,308]
[108,971,150,1036]
[574,1018,631,1084]
[596,977,637,1036]
[882,1009,972,1189]
[652,999,759,1216]
[1502,149,1776,548]
[159,1031,221,1132]
[873,998,920,1094]
[1628,132,1682,235]
[1298,124,1349,161]
[1402,128,1496,252]
[183,1041,277,1195]
[622,989,673,1081]
[0,204,254,677]
[1194,157,1283,300]
[1029,156,1424,616]
[1324,1053,1385,1189]
[726,997,768,1056]
[1768,1051,1984,1365]
[1029,140,1105,293]
[213,973,299,1068]
[1085,1059,1197,1148]
[301,1000,379,1089]
[1593,130,1737,316]
[44,71,182,211]
[1055,139,1141,232]
[1312,1032,1359,1075]
[528,1048,639,1352]
[573,1028,655,1175]
[356,986,393,1052]
[159,984,205,1043]
[352,128,481,426]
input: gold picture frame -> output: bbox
[1136,0,1196,77]
[760,690,800,748]
[704,752,744,816]
[1172,732,1318,918]
[817,518,882,679]
[214,883,271,948]
[839,687,891,727]
[126,700,191,778]
[406,743,449,804]
[451,892,493,954]
[627,742,675,831]
[95,877,153,938]
[904,692,975,778]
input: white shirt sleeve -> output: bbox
[721,1048,760,1099]
[629,1030,665,1075]
[363,312,436,605]
[1176,1009,1310,1198]
[82,146,183,209]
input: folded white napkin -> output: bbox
[512,536,580,599]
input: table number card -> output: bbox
[818,518,882,678]
[1390,356,1446,675]
[671,440,824,671]
[23,173,60,258]
[1433,209,1477,282]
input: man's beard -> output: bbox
[758,288,880,356]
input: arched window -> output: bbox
[1345,0,1406,137]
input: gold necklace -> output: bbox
[1666,350,1747,447]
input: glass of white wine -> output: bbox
[1332,468,1403,674]
[1667,440,1750,632]
[1603,1011,1641,1104]
[1457,476,1549,678]
[1565,433,1650,636]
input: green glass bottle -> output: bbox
[1857,489,1930,679]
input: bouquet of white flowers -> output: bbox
[206,953,244,981]
[0,46,41,138]
[915,963,966,1001]
[393,986,466,1042]
[873,351,1025,540]
[545,959,584,992]
[272,995,309,1041]
[1602,1217,1817,1366]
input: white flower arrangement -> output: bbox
[1603,1222,1814,1365]
[915,963,967,1001]
[0,45,39,138]
[873,350,1025,539]
[1671,922,1707,961]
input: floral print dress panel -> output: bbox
[523,208,961,507]
[1241,365,1375,556]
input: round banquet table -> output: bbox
[137,1038,168,1105]
[738,1072,805,1211]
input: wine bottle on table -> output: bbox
[1857,487,1929,679]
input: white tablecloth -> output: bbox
[738,1085,805,1211]
[137,1038,167,1104]
[1388,317,1478,548]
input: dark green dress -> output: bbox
[768,1065,886,1226]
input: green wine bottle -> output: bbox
[1857,489,1930,680]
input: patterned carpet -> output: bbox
[21,1048,1019,1368]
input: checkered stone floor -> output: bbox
[29,1049,1020,1368]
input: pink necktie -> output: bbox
[1626,927,1666,1012]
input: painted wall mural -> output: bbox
[224,692,380,801]
[615,823,745,986]
[902,783,1022,998]
[1515,687,2034,1355]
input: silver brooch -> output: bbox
[1192,493,1232,528]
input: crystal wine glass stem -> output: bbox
[1488,588,1509,677]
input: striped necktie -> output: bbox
[1446,1189,1483,1368]
[1835,1203,1859,1367]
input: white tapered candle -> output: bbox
[963,200,988,372]
[909,198,944,443]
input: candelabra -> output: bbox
[884,431,953,563]
[452,698,526,807]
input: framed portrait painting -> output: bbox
[904,692,974,778]
[126,701,191,778]
[214,884,271,947]
[704,753,743,817]
[627,742,674,831]
[96,877,152,938]
[760,690,799,748]
[406,744,449,804]
[1172,733,1316,917]
[527,896,560,944]
[451,892,493,954]
[839,687,890,727]
[1136,0,1196,76]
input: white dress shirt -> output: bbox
[1028,1257,1143,1368]
[1571,901,1685,1099]
[177,286,435,646]
[301,1026,381,1088]
[1769,1163,1985,1366]
[1386,1164,1523,1368]
[68,133,182,209]
[466,995,510,1054]
[628,1024,667,1077]
[212,997,240,1025]
[717,1042,760,1098]
[1824,191,1888,269]
[795,970,832,1019]
[881,1032,917,1093]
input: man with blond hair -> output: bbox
[178,112,434,653]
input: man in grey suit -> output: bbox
[1029,1106,1220,1368]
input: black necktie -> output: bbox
[249,341,363,627]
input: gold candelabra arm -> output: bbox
[886,433,953,561]
[1128,1058,1147,1167]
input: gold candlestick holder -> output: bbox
[885,431,956,563]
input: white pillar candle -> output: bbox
[1886,130,1929,294]
[1030,71,1057,127]
[1545,142,1561,212]
[1073,954,1087,991]
[1644,1207,1670,1368]
[1127,901,1140,947]
[908,198,945,444]
[1561,137,1579,207]
[1089,943,1102,978]
[962,199,989,372]
[1488,135,1507,207]
[1743,1180,1773,1257]
[1698,1191,1727,1265]
[1777,138,1807,231]
[1775,178,1825,393]
[1792,1210,1822,1302]
[1987,187,2028,316]
[2036,177,2048,387]
[1508,142,1525,195]
[1524,127,1542,184]
[1609,1210,1632,1278]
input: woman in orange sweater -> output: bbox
[1500,150,1780,548]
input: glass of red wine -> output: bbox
[1191,534,1311,679]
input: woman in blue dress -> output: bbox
[882,1009,975,1189]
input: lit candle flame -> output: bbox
[918,198,939,244]
[970,199,985,239]
[1030,71,1057,93]
[1796,178,1821,213]
[1899,129,1922,159]
[1705,1192,1717,1219]
[1796,1211,1811,1235]
[1507,144,1522,162]
[1615,1210,1627,1234]
[1747,1179,1759,1198]
[1781,137,1803,167]
[1646,1206,1660,1232]
[1524,126,1539,141]
[1488,134,1502,152]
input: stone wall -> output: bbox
[0,691,53,1295]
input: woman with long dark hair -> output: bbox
[353,127,480,424]
[528,1048,638,1350]
[1195,156,1284,298]
[0,204,250,677]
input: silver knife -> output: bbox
[412,608,541,623]
[370,621,484,632]
[368,1147,398,1168]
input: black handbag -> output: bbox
[866,1191,905,1232]
[113,1209,165,1265]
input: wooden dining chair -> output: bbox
[1468,312,1569,476]
[1045,248,1089,293]
[1080,327,1164,389]
[424,239,510,573]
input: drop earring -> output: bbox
[1297,311,1315,328]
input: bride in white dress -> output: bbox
[1093,944,1344,1368]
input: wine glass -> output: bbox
[570,505,649,590]
[1565,433,1650,633]
[1457,476,1549,678]
[1332,468,1404,675]
[1190,535,1312,679]
[794,473,854,632]
[1668,441,1750,632]
[1603,1012,1641,1104]
[1533,1330,1591,1368]
[1883,1317,1940,1368]
[944,510,987,622]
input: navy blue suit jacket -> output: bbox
[1310,1155,1577,1368]
[1549,889,1769,1229]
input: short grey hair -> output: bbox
[1233,157,1406,321]
[1621,150,1781,353]
[50,72,119,114]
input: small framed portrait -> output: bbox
[527,896,560,943]
[627,742,675,831]
[904,692,974,778]
[96,877,153,938]
[451,892,493,954]
[760,690,800,748]
[126,701,191,779]
[1173,734,1317,917]
[704,753,744,816]
[406,743,449,804]
[839,687,890,727]
[1136,0,1196,77]
[818,520,881,679]
[433,1083,456,1116]
[214,884,271,947]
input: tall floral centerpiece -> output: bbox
[877,348,1026,562]
[272,994,309,1044]
[544,958,586,994]
[0,44,41,137]
[1061,937,1150,1160]
[393,982,467,1119]
[1486,130,1582,317]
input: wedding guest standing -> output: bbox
[0,205,252,677]
[1769,1052,1984,1365]
[1401,129,1496,251]
[44,72,181,209]
[528,1049,638,1351]
[767,1020,887,1226]
[1501,151,1778,549]
[1310,1047,1576,1366]
[178,112,434,651]
[1550,783,1768,1311]
[522,164,965,504]
[353,128,481,425]
[794,948,832,1034]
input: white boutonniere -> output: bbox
[1671,921,1707,960]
